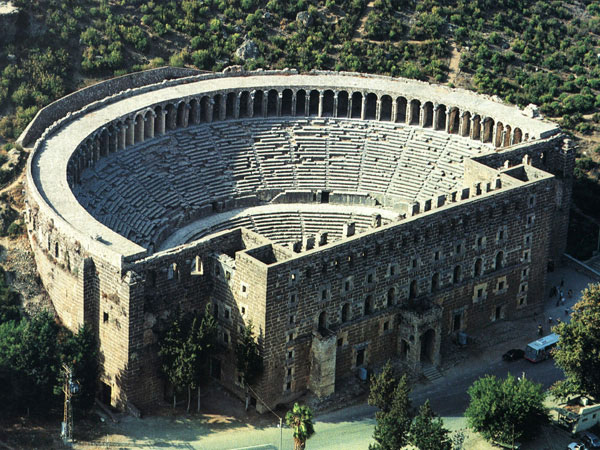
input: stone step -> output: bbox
[422,365,443,382]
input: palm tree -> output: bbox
[285,403,315,450]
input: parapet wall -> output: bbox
[18,67,202,146]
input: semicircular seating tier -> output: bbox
[72,117,492,251]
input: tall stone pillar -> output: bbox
[220,95,227,121]
[234,92,241,119]
[308,331,337,398]
[419,105,425,127]
[376,99,382,121]
[305,94,310,117]
[333,92,339,118]
[182,105,190,127]
[146,113,155,139]
[208,98,214,123]
[432,105,440,130]
[318,91,324,117]
[277,92,283,116]
[249,94,255,118]
[391,100,398,123]
[262,94,268,118]
[118,124,126,150]
[101,130,109,156]
[291,92,297,117]
[360,95,367,120]
[126,119,135,146]
[347,95,353,118]
[108,129,117,153]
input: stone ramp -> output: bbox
[422,364,443,382]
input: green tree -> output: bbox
[552,283,600,399]
[368,362,412,450]
[235,320,264,409]
[158,312,190,409]
[409,400,452,450]
[188,305,218,412]
[465,374,547,444]
[285,402,315,450]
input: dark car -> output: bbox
[502,349,525,361]
[581,431,600,449]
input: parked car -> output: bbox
[581,431,600,449]
[568,442,588,450]
[502,348,525,361]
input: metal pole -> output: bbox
[280,417,283,450]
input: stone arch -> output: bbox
[212,94,222,122]
[239,91,250,118]
[134,114,144,143]
[453,265,462,284]
[409,280,417,300]
[448,107,460,134]
[100,127,110,156]
[351,92,363,118]
[513,127,522,144]
[341,303,350,323]
[365,93,377,119]
[188,99,199,125]
[471,115,481,140]
[337,91,349,117]
[387,287,395,306]
[409,99,421,125]
[253,90,264,117]
[482,117,494,143]
[495,251,504,270]
[281,89,293,116]
[435,104,447,131]
[323,90,335,117]
[200,96,210,122]
[309,90,320,116]
[318,310,327,331]
[503,124,512,147]
[226,92,236,119]
[295,89,306,116]
[165,104,176,130]
[423,102,434,128]
[431,272,440,292]
[420,328,436,363]
[460,111,471,137]
[267,89,278,117]
[154,105,163,135]
[396,97,407,123]
[143,110,154,140]
[380,95,392,121]
[176,101,187,127]
[474,258,483,277]
[495,121,504,147]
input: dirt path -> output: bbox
[447,42,461,84]
[0,170,25,200]
[352,0,376,40]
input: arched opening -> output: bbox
[409,99,421,125]
[337,91,349,117]
[364,295,372,315]
[281,89,293,116]
[400,339,409,360]
[134,114,144,143]
[295,89,306,116]
[472,115,481,140]
[212,94,222,121]
[503,125,512,147]
[495,122,504,147]
[226,92,236,119]
[453,265,461,284]
[200,96,210,122]
[448,107,460,134]
[322,90,335,117]
[239,91,250,118]
[165,104,176,130]
[351,92,362,118]
[420,329,435,363]
[100,128,110,156]
[309,90,320,116]
[267,89,278,117]
[154,105,163,134]
[380,95,392,121]
[513,128,523,144]
[177,102,187,127]
[409,280,417,300]
[495,251,504,270]
[423,102,434,127]
[365,93,377,119]
[341,303,349,323]
[318,311,327,331]
[461,111,471,137]
[253,90,264,117]
[107,124,117,153]
[431,273,440,292]
[189,99,199,125]
[474,258,483,277]
[435,104,447,130]
[396,97,407,123]
[482,117,494,143]
[144,111,153,139]
[387,288,395,307]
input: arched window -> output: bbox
[453,265,461,284]
[318,311,327,330]
[474,258,483,277]
[387,288,395,307]
[496,251,504,270]
[409,280,417,300]
[341,303,350,323]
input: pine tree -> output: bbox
[409,400,452,450]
